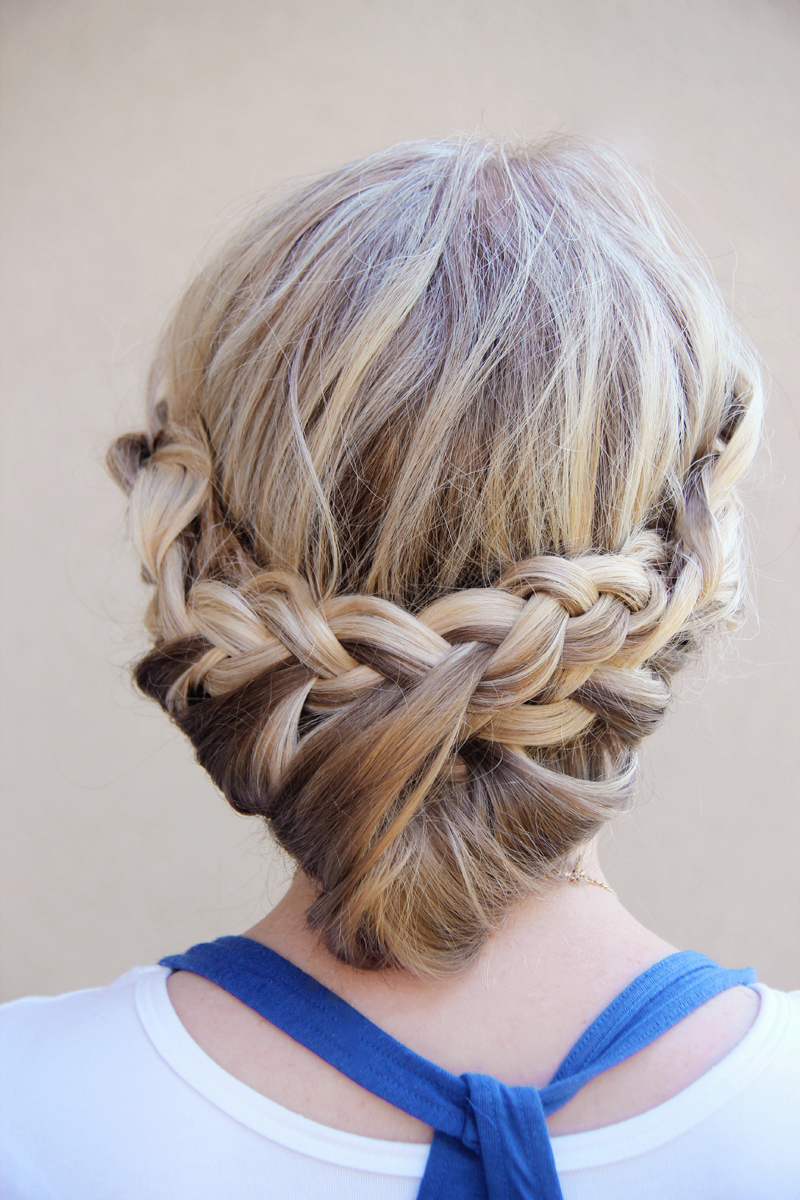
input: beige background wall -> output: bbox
[1,0,798,1003]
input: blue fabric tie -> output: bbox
[161,937,755,1199]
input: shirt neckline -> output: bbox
[134,964,784,1175]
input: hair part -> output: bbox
[108,136,762,978]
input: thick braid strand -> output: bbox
[170,547,673,761]
[122,424,744,804]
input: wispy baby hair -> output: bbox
[109,136,762,977]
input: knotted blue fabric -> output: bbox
[161,937,755,1199]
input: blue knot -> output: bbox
[459,1074,563,1200]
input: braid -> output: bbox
[109,136,763,977]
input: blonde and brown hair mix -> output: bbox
[109,137,762,977]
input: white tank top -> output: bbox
[1,965,799,1199]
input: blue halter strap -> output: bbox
[161,937,755,1200]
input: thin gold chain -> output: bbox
[566,867,618,898]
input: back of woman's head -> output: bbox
[109,136,762,978]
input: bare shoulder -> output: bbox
[166,968,761,1142]
[166,969,436,1141]
[546,984,761,1135]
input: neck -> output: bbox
[245,848,676,1077]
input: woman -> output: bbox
[2,137,798,1198]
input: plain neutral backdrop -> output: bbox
[1,0,798,1003]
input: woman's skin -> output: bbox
[168,842,758,1143]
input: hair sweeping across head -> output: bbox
[109,137,762,978]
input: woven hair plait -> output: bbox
[162,540,674,761]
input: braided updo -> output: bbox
[109,137,762,977]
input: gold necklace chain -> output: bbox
[566,867,618,898]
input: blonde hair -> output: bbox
[109,137,762,978]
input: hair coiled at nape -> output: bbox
[109,136,762,978]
